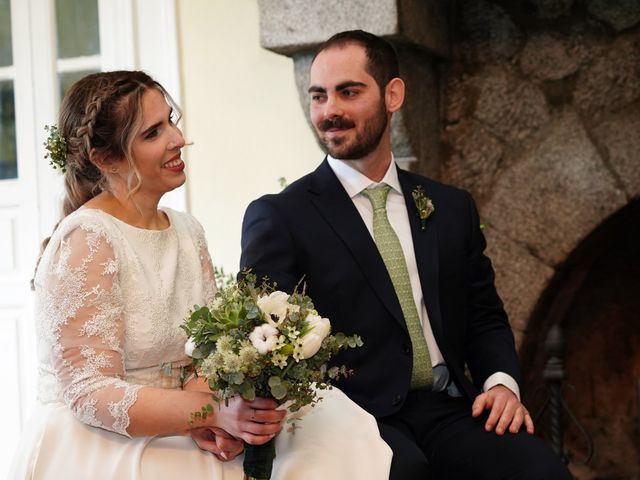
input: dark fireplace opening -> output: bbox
[520,198,640,479]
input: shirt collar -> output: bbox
[327,155,402,199]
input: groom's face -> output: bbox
[308,43,389,160]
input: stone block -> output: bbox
[258,0,449,57]
[484,112,627,266]
[442,119,503,204]
[484,225,556,337]
[459,0,524,63]
[443,73,471,125]
[530,0,574,19]
[592,107,640,199]
[574,34,640,120]
[587,0,640,32]
[519,32,582,81]
[473,66,550,145]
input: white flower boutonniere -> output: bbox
[412,186,435,231]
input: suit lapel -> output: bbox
[308,160,406,330]
[397,169,444,343]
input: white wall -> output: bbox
[177,0,322,275]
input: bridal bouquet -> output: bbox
[181,272,362,480]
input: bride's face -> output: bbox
[126,88,187,197]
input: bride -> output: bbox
[10,70,391,479]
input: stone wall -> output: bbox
[441,0,640,346]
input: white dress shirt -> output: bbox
[327,156,520,399]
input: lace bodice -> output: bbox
[33,207,216,437]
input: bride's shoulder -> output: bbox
[39,209,120,270]
[163,207,205,235]
[56,207,116,237]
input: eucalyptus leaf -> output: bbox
[191,347,205,359]
[270,382,287,400]
[228,371,245,385]
[268,376,282,387]
[239,382,256,401]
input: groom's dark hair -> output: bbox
[312,30,400,93]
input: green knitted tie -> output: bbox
[362,185,433,389]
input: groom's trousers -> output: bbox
[377,389,572,480]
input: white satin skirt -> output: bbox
[10,387,392,480]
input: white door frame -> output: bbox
[0,0,183,472]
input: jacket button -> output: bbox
[403,344,411,355]
[392,395,402,406]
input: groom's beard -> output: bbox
[315,100,388,160]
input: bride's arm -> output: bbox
[129,385,282,440]
[44,225,283,441]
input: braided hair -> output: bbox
[32,70,178,288]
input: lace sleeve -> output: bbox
[194,221,217,303]
[44,225,142,437]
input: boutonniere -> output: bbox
[412,186,434,231]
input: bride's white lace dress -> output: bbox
[10,207,391,479]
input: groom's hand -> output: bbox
[471,384,534,436]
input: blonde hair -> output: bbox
[32,70,180,288]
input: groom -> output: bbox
[240,30,570,479]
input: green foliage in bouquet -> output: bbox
[181,272,363,417]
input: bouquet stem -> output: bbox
[243,437,276,480]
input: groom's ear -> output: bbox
[384,78,405,114]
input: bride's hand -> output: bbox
[214,396,286,445]
[191,426,244,461]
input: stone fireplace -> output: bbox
[257,0,640,476]
[521,199,640,478]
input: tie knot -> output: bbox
[362,185,391,211]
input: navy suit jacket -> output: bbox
[240,159,521,419]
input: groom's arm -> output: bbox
[459,190,533,434]
[461,190,521,388]
[240,196,300,293]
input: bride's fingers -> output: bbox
[241,431,278,445]
[249,397,280,410]
[191,427,224,456]
[216,434,243,452]
[243,417,283,436]
[219,396,285,440]
[215,433,244,461]
[247,406,286,424]
[192,426,246,461]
